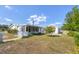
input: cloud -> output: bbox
[37,15,46,22]
[4,5,12,10]
[27,14,47,25]
[48,22,62,27]
[4,18,12,22]
[30,15,37,18]
[48,24,55,26]
[54,22,62,25]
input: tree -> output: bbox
[45,26,55,33]
[62,6,79,46]
[62,6,79,31]
[0,24,9,31]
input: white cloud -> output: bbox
[37,15,46,22]
[27,21,32,25]
[48,22,62,27]
[54,22,62,25]
[30,15,37,18]
[27,14,47,25]
[4,5,12,10]
[27,19,31,21]
[4,18,12,22]
[48,24,55,26]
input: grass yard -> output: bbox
[0,34,76,54]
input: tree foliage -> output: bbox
[62,6,79,31]
[7,29,18,34]
[62,6,79,46]
[0,25,9,31]
[45,26,55,33]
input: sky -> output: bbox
[0,5,74,27]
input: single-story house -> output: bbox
[18,25,45,37]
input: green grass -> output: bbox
[0,34,76,54]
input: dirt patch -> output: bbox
[0,35,76,54]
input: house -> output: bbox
[26,25,45,34]
[17,25,45,37]
[52,26,62,36]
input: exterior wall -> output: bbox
[17,25,45,38]
[26,25,43,33]
[17,25,29,38]
[40,28,45,33]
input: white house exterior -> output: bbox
[17,25,45,37]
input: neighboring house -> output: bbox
[48,24,62,34]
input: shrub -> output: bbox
[67,31,76,37]
[8,29,18,34]
[74,33,79,46]
[68,31,79,46]
[45,26,55,33]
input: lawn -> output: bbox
[0,34,76,54]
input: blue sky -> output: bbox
[0,5,74,27]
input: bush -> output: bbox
[8,29,18,34]
[74,33,79,46]
[67,31,76,37]
[68,31,79,46]
[45,26,55,33]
